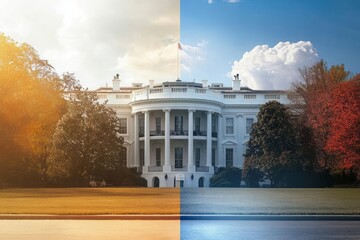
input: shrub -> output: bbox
[210,167,242,187]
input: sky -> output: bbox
[180,0,360,89]
[0,0,180,89]
[0,0,359,90]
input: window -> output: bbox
[156,148,161,166]
[175,116,183,133]
[212,148,216,166]
[244,94,256,99]
[195,117,201,132]
[119,118,127,134]
[265,94,280,100]
[246,118,254,134]
[116,94,130,99]
[120,147,127,167]
[155,117,161,134]
[195,148,201,167]
[212,117,217,137]
[226,148,233,167]
[224,94,236,99]
[175,148,183,168]
[139,118,144,137]
[140,148,144,166]
[225,118,234,134]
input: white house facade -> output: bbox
[95,75,288,188]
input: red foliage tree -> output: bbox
[325,75,360,170]
[290,61,350,170]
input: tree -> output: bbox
[0,34,65,186]
[244,101,297,187]
[210,167,242,187]
[242,156,264,187]
[288,60,350,170]
[47,91,125,185]
[325,75,360,173]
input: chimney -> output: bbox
[202,79,208,88]
[112,73,120,91]
[149,79,154,88]
[232,73,241,91]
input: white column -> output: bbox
[133,113,139,168]
[206,111,212,167]
[217,114,224,167]
[144,111,150,168]
[188,109,195,171]
[163,109,171,172]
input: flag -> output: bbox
[178,42,182,50]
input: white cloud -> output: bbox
[208,0,213,4]
[180,41,207,75]
[230,41,319,90]
[0,0,179,89]
[224,0,240,3]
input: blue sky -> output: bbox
[180,0,360,89]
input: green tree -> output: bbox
[47,91,125,185]
[244,101,297,187]
[210,167,242,187]
[242,156,264,187]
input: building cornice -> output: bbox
[129,98,225,108]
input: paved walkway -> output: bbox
[1,214,360,220]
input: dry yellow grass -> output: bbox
[0,188,180,215]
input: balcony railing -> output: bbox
[172,166,188,171]
[139,130,217,138]
[131,86,223,103]
[193,130,206,136]
[196,166,209,172]
[170,130,188,136]
[150,130,165,136]
[148,166,163,172]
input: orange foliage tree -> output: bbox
[0,34,65,186]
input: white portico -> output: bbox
[96,76,288,187]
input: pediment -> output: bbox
[222,140,237,145]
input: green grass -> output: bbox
[180,188,360,215]
[0,188,180,215]
[1,188,359,215]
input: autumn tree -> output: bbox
[325,75,360,174]
[47,91,125,186]
[244,101,297,187]
[289,60,350,170]
[0,34,65,186]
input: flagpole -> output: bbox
[177,44,180,80]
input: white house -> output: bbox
[95,75,288,187]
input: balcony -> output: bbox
[170,130,188,136]
[196,166,209,172]
[150,130,165,136]
[171,166,188,171]
[148,166,163,172]
[132,86,223,104]
[193,130,206,136]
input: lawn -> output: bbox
[0,188,359,215]
[180,188,360,215]
[0,188,180,215]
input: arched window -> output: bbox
[198,177,204,188]
[153,177,160,188]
